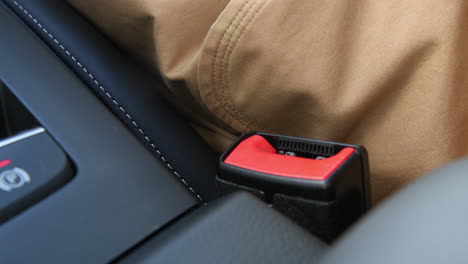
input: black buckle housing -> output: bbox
[217,132,370,242]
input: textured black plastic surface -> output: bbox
[0,4,197,263]
[118,192,326,264]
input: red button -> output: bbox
[224,135,354,181]
[0,160,11,169]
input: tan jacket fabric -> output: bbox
[69,0,468,203]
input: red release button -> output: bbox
[224,135,354,181]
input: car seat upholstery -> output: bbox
[320,159,468,264]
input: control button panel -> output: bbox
[0,127,73,224]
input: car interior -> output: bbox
[1,0,468,263]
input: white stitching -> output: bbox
[11,0,206,203]
[10,0,205,202]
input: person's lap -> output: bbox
[68,0,468,203]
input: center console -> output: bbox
[0,4,198,262]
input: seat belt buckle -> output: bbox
[217,132,370,242]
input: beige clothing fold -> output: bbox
[69,0,468,203]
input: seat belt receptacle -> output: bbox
[217,132,370,242]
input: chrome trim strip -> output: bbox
[0,127,45,148]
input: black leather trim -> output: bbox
[0,4,198,262]
[2,0,220,202]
